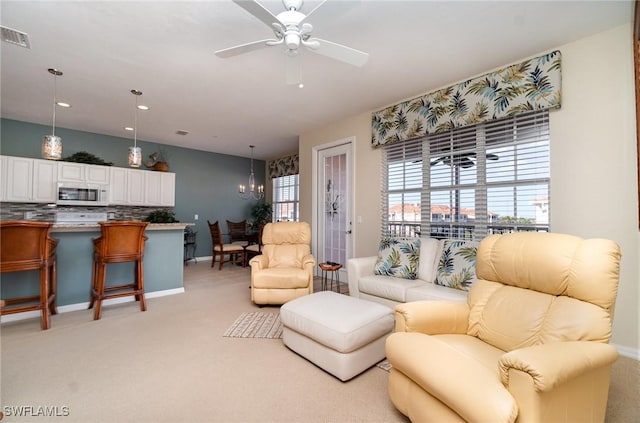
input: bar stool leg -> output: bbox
[39,264,50,330]
[93,262,106,321]
[137,260,147,311]
[50,260,58,315]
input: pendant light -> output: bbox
[238,145,264,200]
[128,89,143,167]
[42,68,63,160]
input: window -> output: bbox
[272,174,299,222]
[382,110,550,240]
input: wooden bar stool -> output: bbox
[89,221,148,320]
[0,221,58,330]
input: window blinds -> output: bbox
[382,110,550,240]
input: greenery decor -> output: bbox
[63,151,113,166]
[250,203,272,230]
[145,210,179,223]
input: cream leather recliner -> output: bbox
[386,232,621,423]
[249,222,315,305]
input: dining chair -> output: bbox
[208,220,245,270]
[244,222,265,266]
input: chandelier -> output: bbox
[238,145,264,200]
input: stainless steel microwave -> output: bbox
[56,182,108,206]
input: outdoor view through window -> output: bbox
[384,110,550,240]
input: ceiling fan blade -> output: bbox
[214,39,274,58]
[300,0,360,24]
[232,0,281,29]
[300,0,328,21]
[306,38,369,67]
[286,53,301,85]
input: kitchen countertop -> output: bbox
[51,222,194,233]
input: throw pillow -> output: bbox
[435,239,479,291]
[374,238,420,280]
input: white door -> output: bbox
[314,138,354,285]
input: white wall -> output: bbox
[299,23,639,356]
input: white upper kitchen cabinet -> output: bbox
[127,168,145,205]
[161,172,175,207]
[58,162,110,185]
[57,162,85,182]
[4,156,33,201]
[85,164,110,184]
[0,156,7,201]
[109,167,128,205]
[32,159,57,202]
[0,156,56,203]
[144,171,175,207]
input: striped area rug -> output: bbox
[223,311,283,339]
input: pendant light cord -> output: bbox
[52,74,57,137]
[134,94,138,148]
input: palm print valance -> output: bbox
[267,153,299,179]
[371,50,561,147]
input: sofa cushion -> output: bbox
[436,239,479,291]
[406,282,469,302]
[418,237,443,282]
[359,275,425,303]
[374,237,420,280]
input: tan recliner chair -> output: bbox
[249,222,315,305]
[386,232,621,423]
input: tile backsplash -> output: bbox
[0,203,173,222]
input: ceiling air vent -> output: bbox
[175,130,189,136]
[1,26,30,49]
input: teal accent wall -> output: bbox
[0,228,185,307]
[0,118,267,258]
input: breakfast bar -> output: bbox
[0,223,190,315]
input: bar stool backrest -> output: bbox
[0,221,56,272]
[94,221,149,263]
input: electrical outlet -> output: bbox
[194,214,199,220]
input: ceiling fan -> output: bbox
[214,0,369,85]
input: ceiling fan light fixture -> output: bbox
[217,0,369,83]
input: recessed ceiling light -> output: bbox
[124,126,134,131]
[137,105,149,111]
[56,102,71,108]
[298,83,304,88]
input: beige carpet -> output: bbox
[1,260,637,422]
[0,261,405,423]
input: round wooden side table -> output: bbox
[319,262,343,292]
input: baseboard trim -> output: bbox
[0,287,185,324]
[612,343,640,360]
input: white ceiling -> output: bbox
[0,1,634,160]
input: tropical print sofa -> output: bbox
[347,237,478,308]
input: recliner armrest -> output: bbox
[249,255,269,270]
[499,341,619,392]
[301,254,315,276]
[394,301,469,334]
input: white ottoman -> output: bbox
[280,291,394,381]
